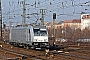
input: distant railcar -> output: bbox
[9,26,50,49]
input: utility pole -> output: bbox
[22,0,26,27]
[40,9,46,26]
[0,0,2,41]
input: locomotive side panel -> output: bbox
[10,28,27,43]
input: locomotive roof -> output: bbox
[10,26,33,29]
[10,26,46,30]
[33,26,46,29]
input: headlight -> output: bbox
[34,39,37,41]
[44,39,47,41]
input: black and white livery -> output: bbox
[9,26,50,49]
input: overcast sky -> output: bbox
[2,0,90,25]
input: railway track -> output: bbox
[59,52,90,60]
[0,43,47,60]
[59,46,90,60]
[0,48,22,60]
[0,42,90,60]
[0,47,47,60]
[46,46,90,60]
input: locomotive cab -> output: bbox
[32,26,50,49]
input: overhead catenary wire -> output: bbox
[2,0,90,25]
[3,0,90,13]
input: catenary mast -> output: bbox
[0,0,2,40]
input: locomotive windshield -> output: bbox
[33,29,47,36]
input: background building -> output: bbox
[62,19,81,29]
[81,13,90,30]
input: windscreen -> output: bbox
[33,29,47,36]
